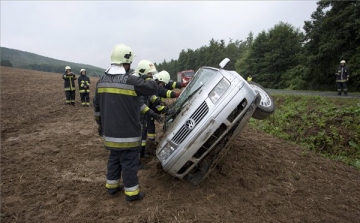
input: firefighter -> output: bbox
[63,66,77,106]
[135,60,163,160]
[146,71,178,142]
[335,60,350,96]
[93,44,157,201]
[78,69,91,106]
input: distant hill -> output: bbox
[0,47,105,77]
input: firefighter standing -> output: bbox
[335,60,350,96]
[93,44,158,201]
[147,71,178,142]
[134,60,163,160]
[63,66,77,106]
[78,69,91,106]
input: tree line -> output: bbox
[155,1,359,91]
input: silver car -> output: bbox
[156,58,275,184]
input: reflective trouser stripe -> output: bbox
[82,102,86,105]
[147,133,156,139]
[141,140,146,146]
[124,185,140,196]
[86,102,90,105]
[106,179,120,189]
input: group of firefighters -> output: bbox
[62,43,188,202]
[63,43,351,203]
[62,66,91,106]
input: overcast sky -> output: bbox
[1,1,318,70]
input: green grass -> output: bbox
[250,94,360,168]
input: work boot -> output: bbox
[108,185,124,197]
[71,102,75,106]
[125,192,145,202]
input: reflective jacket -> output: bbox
[78,75,91,93]
[335,65,350,82]
[93,65,158,150]
[63,72,77,91]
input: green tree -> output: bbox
[303,0,360,91]
[238,23,304,88]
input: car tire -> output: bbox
[248,81,275,120]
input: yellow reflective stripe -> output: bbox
[166,90,172,98]
[106,183,119,189]
[79,90,85,93]
[147,133,156,137]
[156,105,165,111]
[141,141,146,146]
[141,106,150,114]
[150,95,158,103]
[104,141,140,148]
[64,88,71,91]
[98,88,137,96]
[172,82,176,89]
[124,188,140,196]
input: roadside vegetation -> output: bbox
[249,94,360,168]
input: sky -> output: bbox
[1,1,318,70]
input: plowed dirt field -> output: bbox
[1,66,359,223]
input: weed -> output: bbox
[250,94,360,168]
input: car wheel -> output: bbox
[248,81,275,120]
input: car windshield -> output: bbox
[171,68,218,112]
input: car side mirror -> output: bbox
[219,58,230,69]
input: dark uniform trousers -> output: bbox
[65,91,76,105]
[147,116,156,141]
[106,148,139,189]
[80,92,90,105]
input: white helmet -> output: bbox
[340,60,346,64]
[136,59,157,76]
[80,69,86,73]
[155,70,170,84]
[65,66,71,71]
[110,44,134,65]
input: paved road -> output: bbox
[266,89,360,99]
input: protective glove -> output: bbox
[98,125,102,136]
[151,113,164,122]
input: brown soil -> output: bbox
[1,66,359,223]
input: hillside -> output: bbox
[1,66,359,222]
[0,47,105,77]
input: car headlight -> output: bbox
[209,78,230,103]
[158,142,176,162]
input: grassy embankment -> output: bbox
[249,94,360,168]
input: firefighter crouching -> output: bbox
[78,69,91,106]
[93,44,158,201]
[63,66,77,106]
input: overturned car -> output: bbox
[156,58,275,184]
